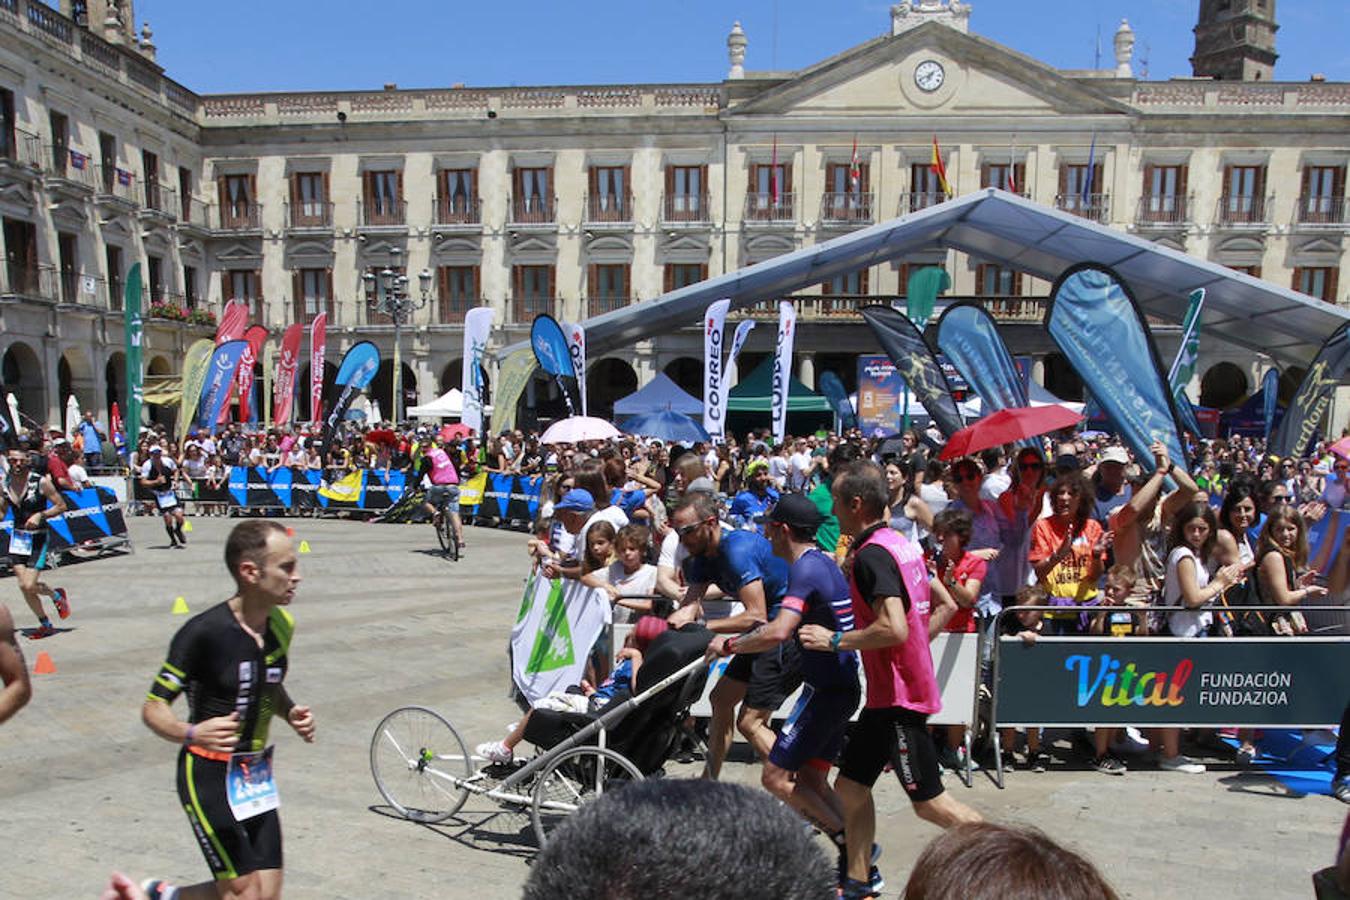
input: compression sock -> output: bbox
[38,616,53,629]
[165,523,178,545]
[174,522,186,544]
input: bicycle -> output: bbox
[428,484,461,561]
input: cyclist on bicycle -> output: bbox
[417,435,464,551]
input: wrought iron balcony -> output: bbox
[1136,194,1191,226]
[584,193,633,225]
[661,192,711,224]
[744,192,795,223]
[1215,194,1272,228]
[216,201,262,231]
[435,195,481,226]
[1294,195,1347,228]
[820,192,874,225]
[287,200,333,229]
[358,199,406,227]
[1055,193,1111,223]
[509,195,556,226]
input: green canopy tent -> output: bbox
[726,357,834,438]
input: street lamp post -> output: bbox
[362,247,432,424]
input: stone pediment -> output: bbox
[729,23,1130,119]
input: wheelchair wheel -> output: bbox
[370,706,472,823]
[530,745,643,848]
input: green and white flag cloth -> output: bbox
[510,571,610,704]
[1168,288,1205,401]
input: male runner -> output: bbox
[704,494,871,887]
[140,444,187,549]
[0,601,31,723]
[140,520,315,900]
[416,435,463,551]
[2,436,71,637]
[668,493,800,779]
[800,461,980,900]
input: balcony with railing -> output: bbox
[509,195,556,226]
[358,199,406,228]
[180,195,211,230]
[1294,195,1347,228]
[139,182,178,222]
[662,192,711,225]
[1215,194,1272,228]
[286,200,333,229]
[434,195,481,227]
[435,296,481,325]
[587,294,631,317]
[92,165,138,206]
[215,201,262,231]
[902,191,947,214]
[1136,194,1191,227]
[1,128,43,177]
[1055,193,1111,223]
[819,192,874,226]
[40,143,98,192]
[1,263,60,301]
[511,295,554,322]
[744,192,795,224]
[583,193,634,227]
[55,270,105,307]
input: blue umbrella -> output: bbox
[620,409,710,443]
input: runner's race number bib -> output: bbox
[226,746,279,820]
[155,490,178,510]
[9,529,34,556]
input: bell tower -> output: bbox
[1191,0,1278,81]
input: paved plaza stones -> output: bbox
[0,516,1343,898]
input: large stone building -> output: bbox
[1,0,1347,431]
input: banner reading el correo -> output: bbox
[995,636,1350,727]
[703,298,730,441]
[772,300,796,446]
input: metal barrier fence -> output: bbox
[989,604,1350,789]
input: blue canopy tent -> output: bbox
[612,372,703,417]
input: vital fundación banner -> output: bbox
[198,340,250,431]
[460,307,494,435]
[530,314,578,416]
[511,571,611,705]
[1271,324,1350,459]
[1045,265,1187,471]
[772,300,796,445]
[860,305,965,438]
[703,299,731,441]
[319,341,380,458]
[309,312,328,426]
[565,321,588,417]
[272,323,304,427]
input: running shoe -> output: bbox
[28,623,56,639]
[838,877,879,900]
[836,844,883,894]
[52,588,70,620]
[1092,755,1127,776]
[1029,750,1049,773]
[1159,754,1206,774]
[1235,744,1256,766]
[475,741,513,765]
[1331,777,1350,805]
[141,879,179,900]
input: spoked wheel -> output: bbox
[530,746,643,848]
[370,706,472,823]
[435,514,452,555]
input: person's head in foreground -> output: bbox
[523,779,835,900]
[902,822,1120,900]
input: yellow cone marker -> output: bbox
[182,520,193,533]
[172,596,190,615]
[298,540,311,554]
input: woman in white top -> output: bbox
[884,459,932,546]
[1160,500,1244,773]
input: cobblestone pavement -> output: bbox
[1,516,1343,898]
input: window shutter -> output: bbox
[587,264,598,310]
[980,164,991,188]
[289,173,298,207]
[1292,268,1303,293]
[470,167,479,202]
[859,267,870,294]
[1142,164,1155,197]
[397,169,404,202]
[1014,163,1025,194]
[1334,166,1347,200]
[1221,166,1232,199]
[1013,270,1024,296]
[663,265,674,293]
[664,165,675,198]
[861,162,870,194]
[1254,165,1266,200]
[623,165,631,210]
[1328,267,1340,304]
[292,271,302,323]
[748,163,756,193]
[783,162,793,195]
[1178,165,1189,198]
[1300,165,1313,198]
[248,174,257,205]
[699,164,708,200]
[588,165,598,197]
[217,176,227,211]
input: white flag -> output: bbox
[565,322,587,417]
[461,307,494,435]
[727,319,756,372]
[703,299,731,441]
[772,301,796,446]
[511,572,611,704]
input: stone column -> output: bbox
[1031,357,1046,387]
[797,354,815,390]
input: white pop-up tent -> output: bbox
[407,388,494,419]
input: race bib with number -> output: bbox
[225,746,279,820]
[155,490,179,510]
[8,529,33,556]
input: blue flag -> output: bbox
[936,301,1029,413]
[530,315,575,378]
[1081,134,1097,206]
[818,371,857,431]
[198,340,249,432]
[320,341,380,458]
[1262,367,1281,440]
[1046,265,1187,470]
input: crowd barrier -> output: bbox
[1,486,131,567]
[989,605,1350,788]
[459,472,543,527]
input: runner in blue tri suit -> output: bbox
[705,494,861,861]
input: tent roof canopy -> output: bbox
[500,190,1348,370]
[727,357,832,412]
[612,372,703,416]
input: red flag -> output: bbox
[234,325,268,423]
[930,136,952,199]
[215,300,248,345]
[1006,164,1018,195]
[769,136,779,205]
[309,312,328,425]
[110,402,123,439]
[273,324,304,425]
[849,136,861,193]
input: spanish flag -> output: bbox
[930,136,952,199]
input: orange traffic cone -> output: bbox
[33,651,56,675]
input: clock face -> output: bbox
[915,60,946,93]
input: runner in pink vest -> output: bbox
[800,461,979,900]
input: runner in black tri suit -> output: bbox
[138,520,314,900]
[2,436,70,637]
[704,494,866,883]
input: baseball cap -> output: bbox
[1099,447,1129,466]
[1053,453,1080,472]
[52,436,69,447]
[768,494,824,534]
[150,445,163,453]
[554,488,595,513]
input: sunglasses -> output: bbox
[1019,461,1044,471]
[1270,494,1290,502]
[956,471,981,482]
[675,518,712,538]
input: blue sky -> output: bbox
[133,1,1349,93]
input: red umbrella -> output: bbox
[440,423,473,441]
[939,405,1084,461]
[365,428,398,446]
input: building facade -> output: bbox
[1,0,1348,431]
